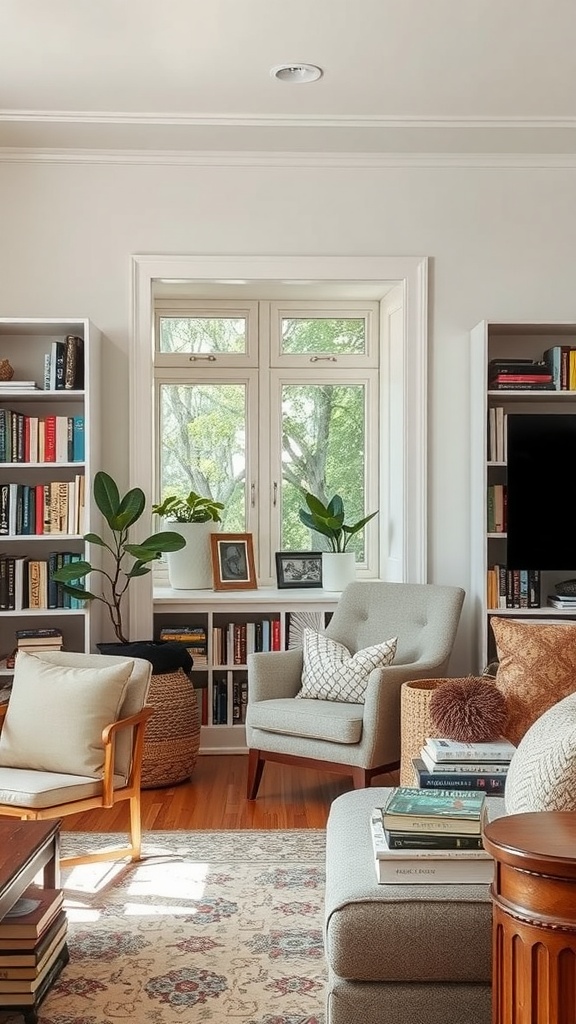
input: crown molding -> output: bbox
[2,110,576,130]
[1,149,576,168]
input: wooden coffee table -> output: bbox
[0,819,68,1023]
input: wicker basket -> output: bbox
[399,677,457,786]
[141,668,201,789]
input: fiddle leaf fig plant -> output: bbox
[298,492,378,553]
[152,490,224,524]
[51,471,186,644]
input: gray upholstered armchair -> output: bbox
[246,581,465,798]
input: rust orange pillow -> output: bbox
[491,617,576,745]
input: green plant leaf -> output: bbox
[51,560,92,583]
[140,531,187,552]
[126,562,152,578]
[326,494,344,519]
[83,532,106,547]
[93,471,120,522]
[55,583,96,601]
[109,487,146,531]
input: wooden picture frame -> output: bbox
[210,533,257,591]
[275,551,323,589]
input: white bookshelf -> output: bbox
[470,320,576,672]
[0,318,101,680]
[153,586,340,753]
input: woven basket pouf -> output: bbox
[399,677,460,786]
[141,668,201,789]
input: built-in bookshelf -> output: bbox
[0,318,101,693]
[470,320,576,673]
[153,587,339,753]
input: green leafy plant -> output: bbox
[151,491,224,524]
[298,492,378,553]
[52,471,186,644]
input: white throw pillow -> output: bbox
[297,628,397,703]
[504,690,576,814]
[0,650,134,778]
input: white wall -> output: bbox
[1,158,575,672]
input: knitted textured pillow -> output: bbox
[297,628,397,703]
[492,617,576,745]
[505,691,576,814]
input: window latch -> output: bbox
[189,354,217,361]
[309,355,337,362]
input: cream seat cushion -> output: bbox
[297,628,397,703]
[504,691,576,814]
[0,768,127,809]
[0,650,134,778]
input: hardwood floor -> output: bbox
[61,755,400,832]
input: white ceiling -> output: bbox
[2,0,576,156]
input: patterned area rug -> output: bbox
[0,830,326,1024]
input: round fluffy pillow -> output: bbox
[429,676,508,742]
[505,691,576,814]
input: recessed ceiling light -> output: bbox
[270,63,323,84]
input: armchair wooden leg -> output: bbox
[129,795,142,861]
[247,749,265,799]
[351,767,371,789]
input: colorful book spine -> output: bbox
[412,759,506,795]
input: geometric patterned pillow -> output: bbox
[492,617,576,745]
[504,690,576,814]
[296,628,397,704]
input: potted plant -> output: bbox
[51,470,187,659]
[152,490,224,590]
[298,492,378,591]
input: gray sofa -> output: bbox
[324,789,493,1024]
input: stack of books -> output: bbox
[371,787,493,884]
[488,358,555,391]
[547,592,576,611]
[411,737,516,795]
[15,627,63,656]
[0,885,68,1010]
[159,624,207,665]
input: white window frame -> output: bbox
[130,254,428,641]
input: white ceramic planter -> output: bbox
[166,521,220,590]
[322,551,356,592]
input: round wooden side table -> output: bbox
[483,811,576,1024]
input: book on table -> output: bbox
[423,737,516,764]
[380,787,486,834]
[0,887,64,940]
[412,758,506,795]
[419,746,509,775]
[370,813,493,885]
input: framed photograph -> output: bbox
[275,551,323,589]
[211,533,257,591]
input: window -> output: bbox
[153,299,380,582]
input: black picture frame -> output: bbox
[275,551,323,589]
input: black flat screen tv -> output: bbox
[506,413,576,570]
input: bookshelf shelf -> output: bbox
[471,320,576,671]
[0,318,101,686]
[153,586,340,753]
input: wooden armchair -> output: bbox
[0,650,153,867]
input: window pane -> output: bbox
[158,316,247,354]
[159,383,247,531]
[280,384,368,558]
[281,317,366,355]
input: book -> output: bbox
[419,746,509,774]
[0,887,63,939]
[547,595,576,609]
[0,911,67,969]
[384,829,484,851]
[0,937,67,991]
[370,815,493,885]
[64,335,84,390]
[380,787,486,834]
[423,738,516,763]
[14,627,63,642]
[412,758,506,795]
